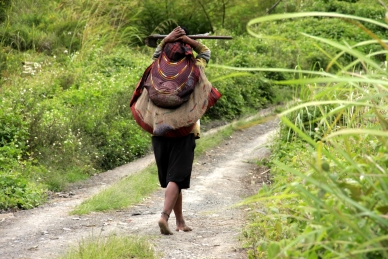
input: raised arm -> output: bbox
[180,35,211,67]
[152,26,186,59]
[152,26,211,67]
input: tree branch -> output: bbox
[196,0,214,33]
[267,0,282,14]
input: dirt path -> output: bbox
[0,114,278,259]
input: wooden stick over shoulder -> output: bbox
[145,34,233,47]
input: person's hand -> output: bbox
[164,26,186,43]
[180,35,199,49]
[180,35,189,44]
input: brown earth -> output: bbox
[0,109,278,259]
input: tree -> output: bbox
[196,0,215,33]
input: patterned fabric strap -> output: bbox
[131,41,219,137]
[144,43,200,108]
[130,67,221,137]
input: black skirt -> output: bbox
[152,134,196,189]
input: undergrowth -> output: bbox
[1,0,384,214]
[241,10,388,259]
[59,234,156,259]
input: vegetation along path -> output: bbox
[0,114,278,259]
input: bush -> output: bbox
[243,9,388,258]
[0,100,30,169]
[0,0,11,23]
[202,34,287,120]
[0,172,46,210]
[3,0,385,212]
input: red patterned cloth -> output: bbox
[164,41,193,61]
[143,44,200,108]
[130,42,221,137]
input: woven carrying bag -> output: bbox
[143,43,200,108]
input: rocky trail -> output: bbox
[0,113,278,259]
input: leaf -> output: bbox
[275,221,282,233]
[259,241,267,251]
[321,162,330,172]
[357,218,367,228]
[374,108,388,131]
[267,242,280,258]
[338,182,362,201]
[307,251,318,259]
[318,189,326,198]
[377,206,388,214]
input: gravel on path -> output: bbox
[0,114,278,259]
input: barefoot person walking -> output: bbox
[130,26,221,235]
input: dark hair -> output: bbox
[180,26,190,36]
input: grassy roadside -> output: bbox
[71,111,278,215]
[239,11,388,259]
[70,163,159,215]
[62,111,278,259]
[59,234,156,259]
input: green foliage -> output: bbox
[249,16,386,71]
[244,134,388,258]
[60,235,155,259]
[137,0,304,36]
[280,102,337,141]
[304,0,388,39]
[0,104,29,152]
[71,164,159,215]
[203,34,288,120]
[70,118,248,216]
[242,10,388,259]
[0,172,46,210]
[0,99,30,173]
[0,0,144,54]
[0,0,10,23]
[307,0,385,20]
[0,46,152,193]
[0,0,385,216]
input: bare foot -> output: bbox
[158,218,173,235]
[176,220,192,232]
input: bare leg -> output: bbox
[173,192,192,232]
[158,182,179,235]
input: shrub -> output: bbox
[0,0,11,23]
[243,10,388,258]
[0,100,30,168]
[0,172,46,210]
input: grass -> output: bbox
[233,115,278,131]
[194,124,234,157]
[70,113,276,215]
[1,0,295,210]
[59,234,156,259]
[65,112,278,259]
[239,11,388,259]
[70,164,159,215]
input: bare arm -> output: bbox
[180,35,199,49]
[152,26,209,65]
[164,26,186,43]
[153,26,187,59]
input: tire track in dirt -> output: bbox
[0,114,278,259]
